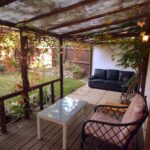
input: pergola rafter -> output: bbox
[0,0,17,7]
[48,2,150,31]
[61,14,148,37]
[19,0,98,24]
[67,24,134,39]
[65,32,140,43]
[0,0,150,38]
[0,19,60,38]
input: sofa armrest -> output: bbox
[88,75,96,80]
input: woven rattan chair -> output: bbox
[81,94,149,150]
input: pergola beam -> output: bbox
[48,2,150,31]
[0,19,60,38]
[61,14,147,36]
[69,25,132,39]
[0,0,17,7]
[63,32,139,43]
[19,0,98,24]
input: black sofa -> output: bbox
[88,69,134,92]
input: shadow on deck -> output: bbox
[0,104,94,150]
[0,102,143,150]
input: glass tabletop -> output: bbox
[38,97,87,123]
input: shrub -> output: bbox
[0,64,5,72]
[72,64,85,79]
[11,59,19,69]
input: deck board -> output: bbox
[0,104,94,150]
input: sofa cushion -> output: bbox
[107,70,119,81]
[92,79,105,83]
[118,71,134,82]
[116,81,123,85]
[103,80,118,84]
[94,69,106,79]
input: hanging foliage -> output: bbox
[0,26,20,71]
[116,37,150,70]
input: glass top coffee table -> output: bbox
[37,97,87,150]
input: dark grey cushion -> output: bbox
[116,81,124,85]
[94,69,106,79]
[107,70,119,81]
[92,79,105,83]
[118,71,134,81]
[104,80,117,84]
[103,80,121,88]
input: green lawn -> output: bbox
[0,71,85,98]
[0,71,85,118]
[0,72,21,96]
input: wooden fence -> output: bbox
[64,48,91,75]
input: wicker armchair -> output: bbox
[81,94,149,150]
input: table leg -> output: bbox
[63,124,67,150]
[83,105,87,120]
[37,116,41,139]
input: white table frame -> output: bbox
[37,99,87,150]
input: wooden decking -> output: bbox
[0,104,94,150]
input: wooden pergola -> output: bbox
[0,0,150,149]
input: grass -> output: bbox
[0,72,21,96]
[54,78,85,96]
[0,71,85,106]
[0,71,85,120]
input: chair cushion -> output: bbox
[121,94,145,123]
[84,112,122,146]
[94,69,106,79]
[107,70,119,81]
[120,94,145,144]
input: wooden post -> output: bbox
[51,82,55,104]
[59,38,64,99]
[0,100,7,133]
[39,87,43,110]
[140,15,150,96]
[140,55,149,96]
[20,31,30,119]
[144,16,150,150]
[89,44,93,76]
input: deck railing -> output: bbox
[0,78,61,133]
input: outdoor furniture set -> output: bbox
[37,93,148,150]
